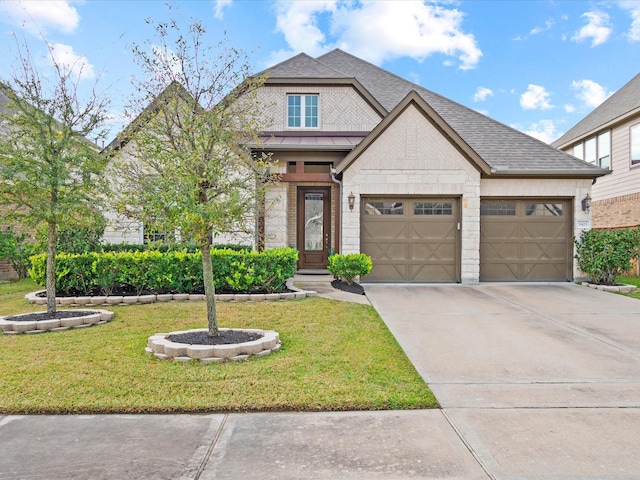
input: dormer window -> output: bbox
[287,94,318,128]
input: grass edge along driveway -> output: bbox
[0,279,437,414]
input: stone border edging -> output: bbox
[24,279,317,306]
[145,328,280,364]
[0,309,115,335]
[581,282,638,293]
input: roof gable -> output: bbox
[336,90,491,175]
[553,72,640,148]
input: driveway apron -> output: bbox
[366,283,640,479]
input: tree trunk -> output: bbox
[46,221,57,314]
[200,240,218,336]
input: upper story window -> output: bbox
[631,124,640,166]
[572,130,611,169]
[287,94,318,128]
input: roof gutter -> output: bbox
[486,168,610,179]
[330,167,342,255]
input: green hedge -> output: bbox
[29,248,298,295]
[575,228,640,285]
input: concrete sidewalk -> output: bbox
[0,411,487,479]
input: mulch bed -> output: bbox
[168,330,263,345]
[6,311,96,322]
[35,284,293,298]
[331,279,365,295]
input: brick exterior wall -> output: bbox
[592,193,640,229]
[0,259,17,281]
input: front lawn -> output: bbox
[617,275,640,300]
[0,279,437,414]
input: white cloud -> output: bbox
[572,11,612,46]
[214,0,232,20]
[619,1,640,41]
[564,104,576,113]
[571,79,612,108]
[520,84,553,110]
[48,42,94,80]
[473,86,493,102]
[269,0,482,70]
[518,119,559,144]
[0,0,80,35]
[530,19,554,35]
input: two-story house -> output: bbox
[107,49,608,284]
[552,73,640,230]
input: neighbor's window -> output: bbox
[631,124,640,166]
[287,94,318,128]
[572,130,611,169]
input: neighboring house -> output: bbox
[552,73,640,231]
[107,49,609,283]
[0,85,18,280]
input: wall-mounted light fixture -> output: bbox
[348,191,356,211]
[581,193,592,213]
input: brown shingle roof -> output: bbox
[316,49,605,176]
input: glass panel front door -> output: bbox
[297,187,331,269]
[305,194,324,251]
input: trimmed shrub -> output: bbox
[328,253,373,285]
[574,228,640,285]
[29,247,297,295]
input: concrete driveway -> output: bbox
[366,283,640,479]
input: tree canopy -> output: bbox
[0,40,110,312]
[109,16,275,335]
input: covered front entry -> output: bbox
[360,197,461,282]
[297,186,331,269]
[480,199,572,281]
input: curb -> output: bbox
[581,282,638,293]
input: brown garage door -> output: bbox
[361,197,460,282]
[480,199,572,281]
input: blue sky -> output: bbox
[1,0,640,145]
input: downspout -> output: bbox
[330,167,342,254]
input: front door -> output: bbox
[297,187,331,269]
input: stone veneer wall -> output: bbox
[341,103,481,284]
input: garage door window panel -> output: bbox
[365,201,403,215]
[414,202,453,215]
[480,202,516,216]
[525,203,563,217]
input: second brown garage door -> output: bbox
[361,197,460,282]
[480,199,572,281]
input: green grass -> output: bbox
[0,279,437,414]
[617,275,640,300]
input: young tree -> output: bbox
[109,17,273,336]
[0,40,110,313]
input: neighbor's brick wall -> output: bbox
[591,193,640,229]
[0,259,17,281]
